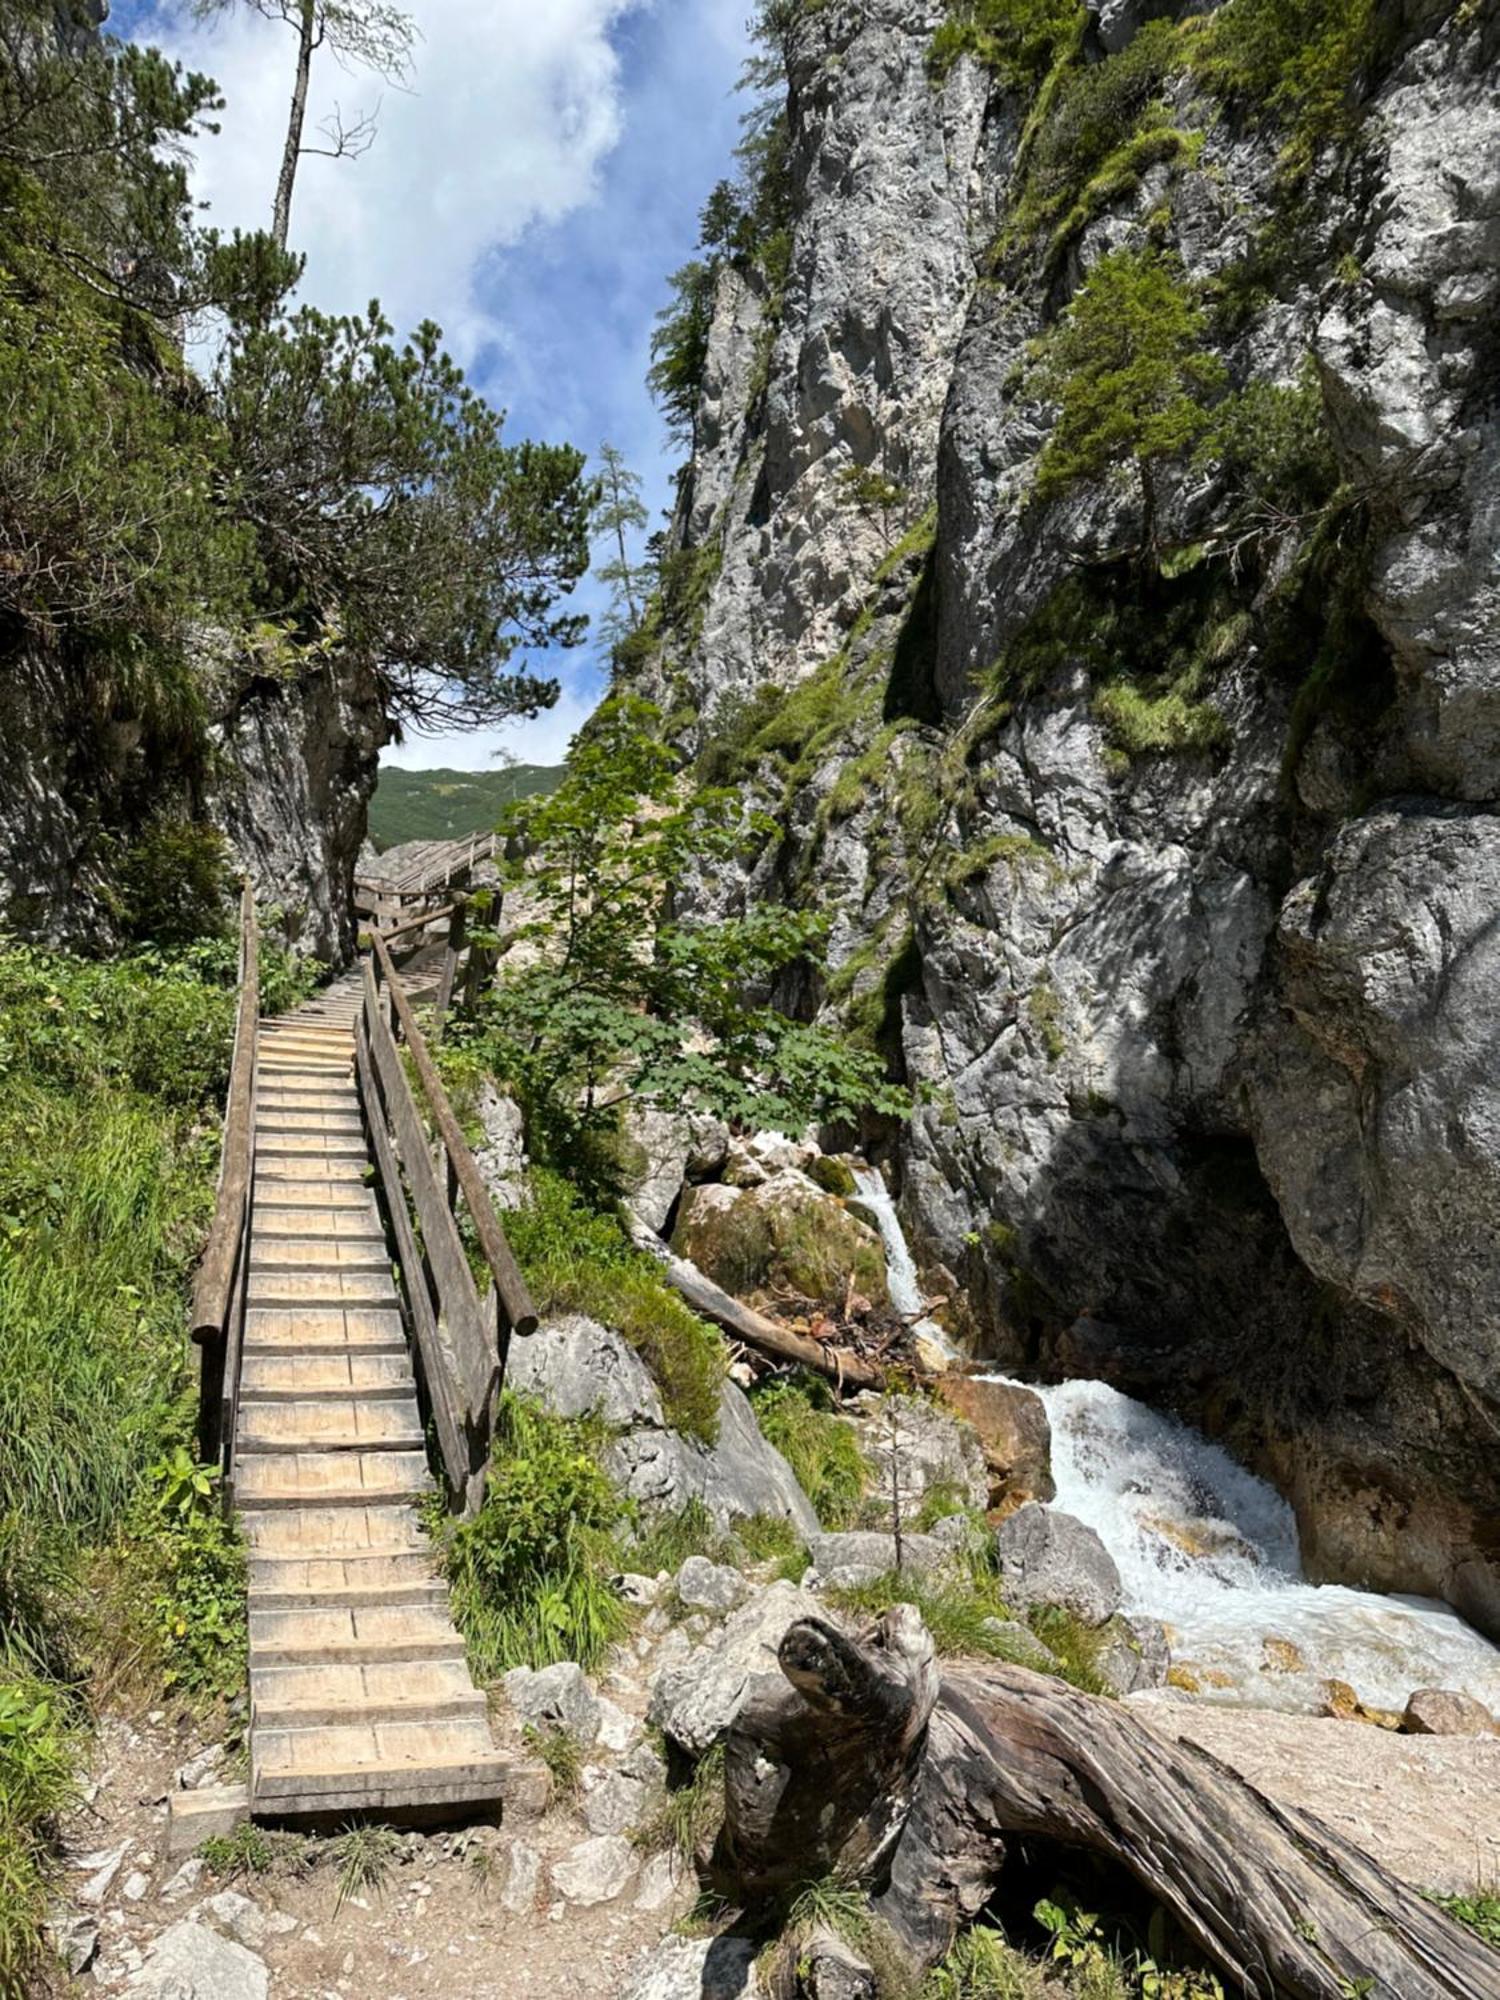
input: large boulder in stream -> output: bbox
[994,1502,1123,1627]
[671,1172,887,1312]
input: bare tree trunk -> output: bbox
[272,0,317,249]
[715,1612,1497,2000]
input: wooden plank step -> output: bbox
[254,1134,366,1158]
[251,1724,513,1813]
[236,1398,424,1453]
[249,1553,445,1607]
[255,1157,369,1184]
[246,1275,398,1311]
[251,1183,373,1211]
[249,1602,463,1665]
[248,1240,390,1271]
[241,1505,430,1558]
[251,1212,382,1243]
[251,1658,486,1728]
[254,1112,365,1136]
[240,1350,414,1396]
[243,1306,405,1351]
[234,1449,428,1509]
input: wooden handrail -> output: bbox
[192,882,258,1348]
[375,901,458,947]
[368,925,537,1340]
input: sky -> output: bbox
[111,0,755,768]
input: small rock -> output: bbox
[595,1695,640,1752]
[618,1933,761,2000]
[550,1833,639,1907]
[500,1840,542,1915]
[503,1660,601,1745]
[614,1573,663,1607]
[802,1927,878,1999]
[633,1850,685,1913]
[978,1617,1060,1671]
[805,1529,955,1593]
[175,1743,227,1791]
[45,1913,99,1976]
[162,1856,205,1904]
[581,1769,651,1836]
[649,1580,825,1756]
[994,1503,1122,1627]
[126,1919,269,2000]
[1320,1679,1403,1729]
[122,1871,151,1902]
[1096,1616,1170,1696]
[204,1889,272,1948]
[620,1738,667,1788]
[1261,1636,1307,1676]
[1403,1687,1500,1736]
[674,1555,746,1615]
[75,1843,128,1907]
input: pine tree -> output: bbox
[591,443,650,655]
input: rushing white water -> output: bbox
[852,1166,958,1358]
[986,1375,1500,1715]
[850,1165,1500,1712]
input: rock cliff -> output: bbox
[635,0,1500,1630]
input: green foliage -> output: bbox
[635,1740,725,1859]
[503,1169,725,1443]
[117,821,231,948]
[931,0,1084,89]
[923,1926,1048,2000]
[464,694,906,1164]
[1026,1604,1114,1695]
[593,442,653,655]
[524,1722,585,1802]
[750,1374,868,1528]
[142,1451,246,1698]
[216,303,593,732]
[367,763,562,849]
[199,1821,274,1878]
[0,1676,76,1991]
[433,1392,630,1677]
[1029,247,1226,535]
[1027,978,1066,1062]
[1093,682,1227,757]
[1434,1892,1500,1952]
[826,1570,1015,1661]
[1190,0,1375,173]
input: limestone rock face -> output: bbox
[648,1579,825,1756]
[935,1376,1055,1513]
[634,0,1500,1629]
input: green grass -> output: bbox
[634,1740,725,1860]
[432,1392,631,1677]
[923,1926,1048,1999]
[750,1374,869,1528]
[506,1169,725,1443]
[0,1676,77,1991]
[329,1822,401,1914]
[523,1722,585,1803]
[367,763,563,850]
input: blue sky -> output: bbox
[111,0,754,767]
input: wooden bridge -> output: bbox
[175,886,538,1844]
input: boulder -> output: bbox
[500,1839,541,1915]
[608,1380,819,1536]
[550,1832,638,1907]
[1096,1616,1171,1696]
[619,1934,762,2000]
[634,1849,686,1913]
[994,1503,1123,1626]
[202,1890,297,1948]
[675,1555,747,1614]
[671,1171,887,1311]
[581,1767,653,1837]
[935,1376,1055,1513]
[503,1314,664,1429]
[850,1392,989,1527]
[45,1914,98,1977]
[502,1660,601,1746]
[979,1617,1062,1672]
[722,1131,821,1188]
[1403,1688,1500,1737]
[802,1929,878,2000]
[804,1529,955,1592]
[126,1921,269,2000]
[475,1082,527,1211]
[649,1580,825,1756]
[625,1105,731,1231]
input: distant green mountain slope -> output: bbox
[368,764,564,850]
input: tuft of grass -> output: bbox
[523,1723,584,1804]
[1025,1604,1115,1696]
[922,1925,1048,1999]
[329,1823,401,1915]
[506,1169,725,1443]
[0,1676,77,1992]
[432,1392,631,1677]
[736,1514,807,1572]
[199,1822,311,1881]
[634,1741,725,1860]
[626,1499,727,1576]
[750,1374,869,1529]
[826,1572,1014,1661]
[1093,682,1227,758]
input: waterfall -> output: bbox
[848,1168,1500,1714]
[851,1165,957,1357]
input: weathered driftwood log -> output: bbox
[716,1614,1496,2000]
[622,1207,883,1391]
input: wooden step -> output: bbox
[254,1112,365,1137]
[248,1238,389,1270]
[251,1214,383,1246]
[254,1133,366,1158]
[255,1157,369,1184]
[246,1273,399,1311]
[249,1552,446,1608]
[243,1307,406,1352]
[234,1448,429,1509]
[249,1602,464,1665]
[240,1350,414,1397]
[236,1397,423,1453]
[251,1658,486,1728]
[251,1182,374,1211]
[241,1504,431,1559]
[251,1720,514,1814]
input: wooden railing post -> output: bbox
[431,898,466,1043]
[192,882,259,1481]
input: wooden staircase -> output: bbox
[231,977,511,1821]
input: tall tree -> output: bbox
[193,0,415,248]
[591,442,649,653]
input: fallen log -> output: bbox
[713,1611,1495,2000]
[622,1207,883,1391]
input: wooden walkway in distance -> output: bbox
[237,976,512,1820]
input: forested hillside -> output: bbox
[367,765,563,849]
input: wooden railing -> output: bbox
[192,881,259,1480]
[356,924,538,1514]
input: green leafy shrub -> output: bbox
[142,1450,246,1699]
[116,821,231,948]
[750,1373,868,1527]
[433,1393,630,1677]
[0,1677,76,1992]
[1434,1892,1500,1951]
[634,1740,725,1859]
[504,1169,725,1443]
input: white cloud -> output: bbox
[384,673,602,771]
[140,0,649,358]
